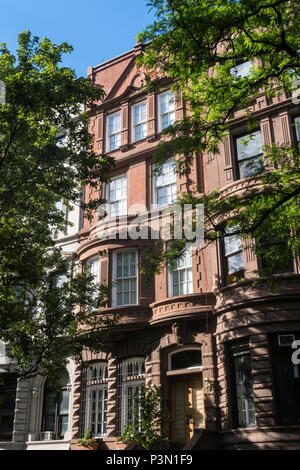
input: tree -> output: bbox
[119,385,170,450]
[0,31,116,380]
[137,0,300,279]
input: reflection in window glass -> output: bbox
[109,175,127,217]
[154,160,177,208]
[114,251,138,306]
[42,371,70,440]
[230,61,253,78]
[232,345,256,428]
[169,246,193,296]
[0,374,17,441]
[223,228,244,284]
[107,112,121,152]
[132,101,147,142]
[158,91,175,130]
[171,350,202,370]
[236,131,264,178]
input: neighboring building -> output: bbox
[69,44,300,450]
[0,133,82,450]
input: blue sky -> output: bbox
[0,0,155,76]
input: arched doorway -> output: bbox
[167,347,204,445]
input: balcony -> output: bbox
[150,293,215,326]
[214,273,300,314]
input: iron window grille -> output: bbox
[117,358,145,435]
[80,363,108,438]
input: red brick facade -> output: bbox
[70,44,300,450]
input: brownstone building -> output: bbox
[70,45,300,450]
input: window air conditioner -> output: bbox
[40,431,54,441]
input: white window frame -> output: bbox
[84,363,108,438]
[107,174,127,218]
[235,130,264,179]
[87,257,100,283]
[87,257,100,302]
[168,246,193,297]
[152,159,177,209]
[112,249,138,307]
[131,101,147,142]
[223,228,245,284]
[119,358,145,433]
[158,90,175,132]
[106,111,121,152]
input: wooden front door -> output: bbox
[170,374,205,444]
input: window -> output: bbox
[169,349,202,371]
[168,246,193,296]
[87,257,100,302]
[158,90,175,131]
[0,340,5,357]
[230,60,253,79]
[231,342,256,428]
[132,101,147,142]
[153,160,177,208]
[257,234,295,275]
[271,333,300,425]
[80,363,108,437]
[108,175,127,218]
[42,370,70,440]
[53,199,68,239]
[294,116,300,144]
[107,111,121,152]
[56,134,68,147]
[235,130,264,179]
[117,358,145,434]
[0,373,17,441]
[87,258,100,285]
[79,187,85,231]
[112,250,138,306]
[223,229,245,284]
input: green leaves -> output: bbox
[0,32,116,379]
[138,0,300,283]
[120,385,170,450]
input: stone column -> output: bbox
[70,362,82,441]
[106,354,118,437]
